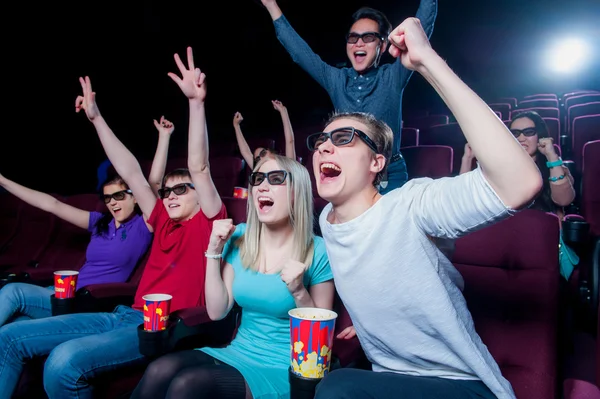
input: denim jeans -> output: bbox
[0,283,55,326]
[0,305,145,399]
[379,155,408,195]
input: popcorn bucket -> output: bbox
[289,307,338,379]
[142,294,172,331]
[54,270,79,299]
[233,187,248,199]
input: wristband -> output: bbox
[205,252,222,259]
[546,159,563,168]
[548,175,565,182]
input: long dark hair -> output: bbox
[510,111,555,213]
[95,175,140,235]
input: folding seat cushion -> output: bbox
[453,210,560,399]
[402,145,453,179]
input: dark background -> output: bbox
[1,0,599,194]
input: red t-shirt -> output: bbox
[132,200,227,312]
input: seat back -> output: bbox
[23,194,102,281]
[0,200,57,272]
[209,156,244,197]
[582,141,600,236]
[402,145,453,179]
[511,107,560,120]
[0,193,21,252]
[572,115,600,174]
[222,197,248,225]
[453,210,560,399]
[404,115,449,130]
[400,127,419,147]
[489,103,511,120]
[569,103,600,135]
[519,99,560,109]
[419,123,466,175]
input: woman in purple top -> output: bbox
[0,117,174,326]
[0,174,152,326]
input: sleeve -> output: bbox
[147,198,166,230]
[306,237,333,287]
[408,167,515,239]
[273,15,338,94]
[87,211,103,233]
[393,0,438,88]
[222,223,247,266]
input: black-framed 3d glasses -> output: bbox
[306,127,380,153]
[346,31,384,44]
[158,183,195,199]
[248,170,289,186]
[101,189,133,204]
[510,127,538,138]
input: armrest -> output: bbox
[577,236,599,328]
[75,282,137,313]
[78,282,138,298]
[138,305,241,358]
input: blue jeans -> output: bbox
[379,155,408,195]
[0,283,54,326]
[0,305,145,399]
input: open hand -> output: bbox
[336,326,357,340]
[168,47,207,102]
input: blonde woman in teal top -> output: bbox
[132,155,334,399]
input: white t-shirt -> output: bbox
[320,167,516,399]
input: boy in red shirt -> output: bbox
[0,47,226,399]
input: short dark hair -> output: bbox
[350,7,392,39]
[324,112,393,187]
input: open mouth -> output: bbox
[354,51,367,63]
[112,206,122,215]
[320,162,342,183]
[257,196,275,212]
[168,203,180,209]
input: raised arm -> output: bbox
[272,100,296,160]
[232,112,254,168]
[148,116,175,196]
[261,0,337,93]
[395,0,438,87]
[388,19,542,209]
[75,77,157,224]
[537,137,575,206]
[0,173,89,230]
[168,47,222,219]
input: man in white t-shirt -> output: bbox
[305,17,542,399]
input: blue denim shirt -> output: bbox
[273,0,437,157]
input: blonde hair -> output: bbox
[238,155,315,271]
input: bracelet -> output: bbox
[205,252,222,259]
[548,175,565,182]
[546,159,563,168]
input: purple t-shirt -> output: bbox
[76,212,152,289]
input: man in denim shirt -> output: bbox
[260,0,437,193]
